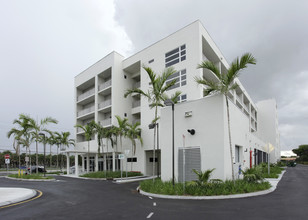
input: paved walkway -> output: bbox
[0,187,36,207]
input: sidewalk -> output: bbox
[0,188,37,207]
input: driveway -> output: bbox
[0,165,307,219]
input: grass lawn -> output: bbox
[81,171,143,179]
[8,174,54,180]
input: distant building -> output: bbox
[70,20,280,181]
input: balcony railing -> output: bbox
[133,119,141,125]
[77,106,95,117]
[98,79,112,91]
[77,88,95,101]
[99,118,112,127]
[132,100,141,108]
[98,99,112,109]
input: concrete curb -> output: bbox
[0,188,37,207]
[138,171,286,200]
[115,176,156,184]
[6,176,56,182]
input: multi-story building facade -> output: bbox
[71,20,280,181]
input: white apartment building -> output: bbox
[71,20,280,181]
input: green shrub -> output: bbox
[81,171,143,178]
[140,178,271,196]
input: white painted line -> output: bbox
[153,202,156,206]
[148,196,153,199]
[147,212,154,218]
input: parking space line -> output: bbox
[147,212,154,218]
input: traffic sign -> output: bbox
[25,156,29,162]
[118,154,125,160]
[5,159,10,164]
[5,154,10,159]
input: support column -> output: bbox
[82,155,85,172]
[87,154,90,173]
[95,153,98,172]
[66,152,70,175]
[75,153,79,176]
[112,152,115,172]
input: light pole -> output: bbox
[39,133,46,177]
[164,99,175,186]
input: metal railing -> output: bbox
[77,106,95,117]
[98,99,112,109]
[98,79,112,91]
[77,88,95,101]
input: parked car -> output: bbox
[287,161,297,167]
[28,166,46,173]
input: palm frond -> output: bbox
[197,60,221,80]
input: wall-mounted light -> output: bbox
[187,129,195,135]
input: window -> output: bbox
[177,94,187,103]
[166,69,187,91]
[149,158,158,162]
[165,44,186,67]
[127,157,137,162]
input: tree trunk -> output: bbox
[50,145,52,168]
[57,146,59,168]
[36,140,38,173]
[226,95,235,183]
[87,140,90,173]
[152,106,157,179]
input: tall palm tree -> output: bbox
[7,128,22,169]
[26,116,58,173]
[124,66,181,177]
[8,114,33,170]
[104,126,117,171]
[75,121,96,173]
[47,132,56,167]
[195,53,256,181]
[115,115,128,153]
[126,121,143,171]
[94,122,108,174]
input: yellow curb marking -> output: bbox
[0,190,43,209]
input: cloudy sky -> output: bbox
[0,0,307,153]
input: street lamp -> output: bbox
[39,133,46,177]
[164,99,175,186]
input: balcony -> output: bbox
[99,118,112,127]
[77,88,95,102]
[98,99,112,110]
[76,127,84,133]
[134,81,140,89]
[77,106,95,117]
[98,79,112,92]
[132,100,141,108]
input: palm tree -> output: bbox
[195,53,256,181]
[75,121,96,173]
[115,115,128,153]
[54,132,62,168]
[126,121,143,171]
[124,66,181,177]
[94,122,108,174]
[7,114,33,170]
[26,116,58,173]
[47,132,56,167]
[104,126,117,171]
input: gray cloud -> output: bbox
[114,0,308,150]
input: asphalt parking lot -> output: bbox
[0,165,307,220]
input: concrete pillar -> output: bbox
[112,152,115,172]
[75,153,79,176]
[66,152,70,175]
[87,154,90,173]
[82,155,85,172]
[95,153,98,172]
